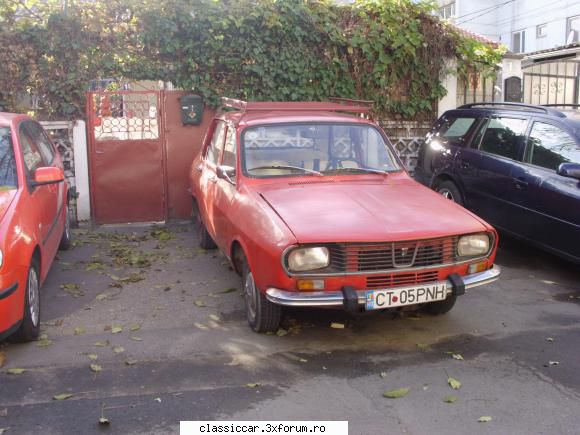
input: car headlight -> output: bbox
[458,234,490,257]
[287,247,330,272]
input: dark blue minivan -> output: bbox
[415,103,580,263]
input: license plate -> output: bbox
[365,283,447,310]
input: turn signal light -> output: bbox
[468,261,488,274]
[297,280,324,291]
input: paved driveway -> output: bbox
[1,224,579,434]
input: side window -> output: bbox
[206,121,226,165]
[477,117,527,160]
[434,116,477,146]
[19,125,45,173]
[222,126,237,168]
[526,122,580,171]
[28,122,55,164]
[0,128,18,188]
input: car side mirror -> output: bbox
[216,165,236,185]
[557,163,580,180]
[31,167,65,187]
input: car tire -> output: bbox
[242,261,281,333]
[421,294,457,316]
[192,200,216,250]
[436,181,464,206]
[10,258,41,342]
[59,208,72,251]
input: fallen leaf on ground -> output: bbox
[154,397,162,403]
[209,314,220,322]
[130,336,142,342]
[452,354,464,361]
[125,359,137,366]
[86,262,105,271]
[73,327,86,336]
[94,341,108,347]
[53,393,74,401]
[37,339,53,348]
[379,372,387,379]
[299,358,308,363]
[0,352,5,368]
[90,364,102,373]
[443,395,458,403]
[478,416,492,423]
[99,417,110,425]
[547,361,559,366]
[95,293,108,301]
[448,376,462,390]
[111,326,123,334]
[246,383,260,388]
[194,322,208,330]
[194,300,206,307]
[416,343,428,350]
[87,354,98,361]
[218,287,237,294]
[129,325,141,332]
[6,368,26,375]
[383,388,409,399]
[276,329,288,337]
[330,322,345,329]
[546,337,554,342]
[112,346,125,354]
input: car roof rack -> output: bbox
[543,104,580,109]
[458,102,565,118]
[220,97,373,114]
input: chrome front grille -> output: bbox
[366,271,439,289]
[327,236,460,273]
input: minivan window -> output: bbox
[434,116,476,146]
[526,122,580,170]
[477,117,527,160]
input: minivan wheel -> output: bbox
[10,259,41,342]
[436,181,464,206]
[242,261,281,333]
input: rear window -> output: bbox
[0,127,18,189]
[434,116,477,146]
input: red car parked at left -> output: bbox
[0,113,71,342]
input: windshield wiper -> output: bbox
[248,165,323,176]
[323,167,388,176]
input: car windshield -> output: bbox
[0,128,17,190]
[242,123,400,177]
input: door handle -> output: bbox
[513,177,528,189]
[460,161,471,169]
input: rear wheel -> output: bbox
[11,258,41,342]
[192,199,216,250]
[421,294,457,316]
[436,181,464,206]
[243,261,281,333]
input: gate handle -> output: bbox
[95,150,105,154]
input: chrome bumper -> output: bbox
[265,265,501,307]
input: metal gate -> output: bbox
[523,60,580,106]
[87,90,166,224]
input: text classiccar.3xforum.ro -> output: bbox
[196,423,328,433]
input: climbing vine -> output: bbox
[0,0,505,120]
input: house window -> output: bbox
[536,24,547,38]
[567,15,580,44]
[512,30,526,54]
[439,2,456,20]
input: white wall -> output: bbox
[438,0,580,53]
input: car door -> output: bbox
[199,120,227,238]
[19,122,61,258]
[459,115,529,228]
[508,119,580,260]
[211,124,238,250]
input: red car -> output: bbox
[0,113,71,342]
[190,99,500,332]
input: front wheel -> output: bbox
[436,181,464,206]
[59,208,72,250]
[243,261,281,333]
[10,259,41,342]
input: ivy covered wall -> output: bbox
[0,0,505,120]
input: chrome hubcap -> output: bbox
[244,271,257,322]
[28,267,40,327]
[439,189,454,201]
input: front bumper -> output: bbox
[265,265,501,308]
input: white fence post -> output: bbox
[438,59,458,116]
[73,120,91,222]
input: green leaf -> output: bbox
[7,368,26,375]
[383,388,409,399]
[448,376,462,390]
[246,383,260,388]
[53,393,74,401]
[478,416,492,423]
[443,395,458,403]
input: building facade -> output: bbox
[438,0,580,54]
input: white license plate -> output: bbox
[365,283,448,310]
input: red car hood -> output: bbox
[0,189,17,222]
[257,178,489,243]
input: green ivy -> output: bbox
[0,0,505,120]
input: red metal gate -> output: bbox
[87,90,166,224]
